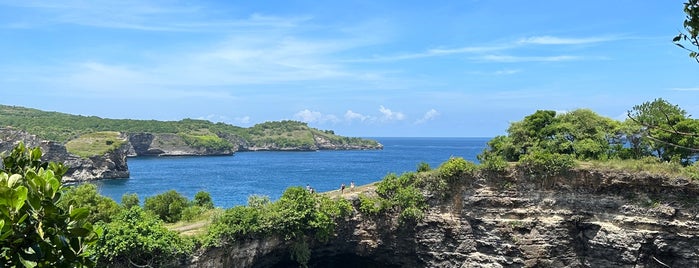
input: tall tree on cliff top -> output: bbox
[674,0,699,62]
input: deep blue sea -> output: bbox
[93,137,490,208]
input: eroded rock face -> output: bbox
[126,133,234,156]
[193,169,699,268]
[0,128,129,182]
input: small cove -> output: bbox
[93,137,489,208]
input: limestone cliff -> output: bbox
[126,133,234,156]
[0,128,129,182]
[191,168,699,268]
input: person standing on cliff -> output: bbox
[350,181,355,192]
[340,183,346,194]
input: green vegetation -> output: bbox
[205,187,351,267]
[674,0,699,62]
[483,99,699,169]
[0,143,99,267]
[60,184,121,224]
[92,206,193,267]
[64,131,126,158]
[0,105,380,156]
[144,190,190,223]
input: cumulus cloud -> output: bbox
[414,109,440,124]
[378,105,405,121]
[345,110,369,122]
[293,109,339,123]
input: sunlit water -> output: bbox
[93,137,490,208]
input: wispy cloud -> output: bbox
[345,110,369,122]
[0,1,309,32]
[517,35,619,45]
[477,55,581,62]
[414,109,439,124]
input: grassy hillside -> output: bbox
[0,105,379,151]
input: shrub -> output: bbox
[438,157,477,183]
[144,190,189,223]
[417,161,431,172]
[194,191,214,209]
[518,150,575,177]
[477,150,508,172]
[60,183,122,224]
[92,207,193,267]
[121,193,139,209]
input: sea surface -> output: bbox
[93,137,490,208]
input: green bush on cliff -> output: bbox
[206,187,351,246]
[179,132,233,151]
[60,183,122,224]
[92,206,193,267]
[363,172,427,223]
[144,190,189,223]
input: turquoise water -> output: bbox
[93,137,490,208]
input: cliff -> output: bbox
[0,128,129,182]
[191,167,699,267]
[126,133,234,156]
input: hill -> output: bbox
[0,105,382,156]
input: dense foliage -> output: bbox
[0,143,99,267]
[205,187,351,266]
[482,100,699,167]
[60,184,121,224]
[91,207,193,267]
[143,190,190,223]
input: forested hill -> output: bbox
[0,105,382,154]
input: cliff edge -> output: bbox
[192,167,699,268]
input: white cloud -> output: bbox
[345,110,368,122]
[378,105,405,121]
[414,109,440,124]
[293,109,339,124]
[518,35,617,45]
[478,55,581,63]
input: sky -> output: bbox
[0,0,697,137]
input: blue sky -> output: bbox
[0,0,697,137]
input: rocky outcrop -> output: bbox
[125,133,234,156]
[0,128,129,182]
[192,168,699,267]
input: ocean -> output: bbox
[93,137,490,208]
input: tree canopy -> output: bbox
[674,0,699,62]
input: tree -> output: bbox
[674,0,699,62]
[60,183,121,224]
[0,143,99,267]
[194,191,214,209]
[143,190,189,223]
[627,98,699,164]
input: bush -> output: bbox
[194,191,214,209]
[417,162,431,172]
[438,157,477,183]
[92,207,193,267]
[144,190,189,223]
[518,150,576,177]
[60,183,122,224]
[477,150,508,172]
[121,193,139,209]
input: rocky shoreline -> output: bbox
[0,128,383,182]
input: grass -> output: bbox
[65,131,126,158]
[584,157,699,180]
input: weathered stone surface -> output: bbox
[126,133,234,156]
[0,128,129,182]
[191,168,699,267]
